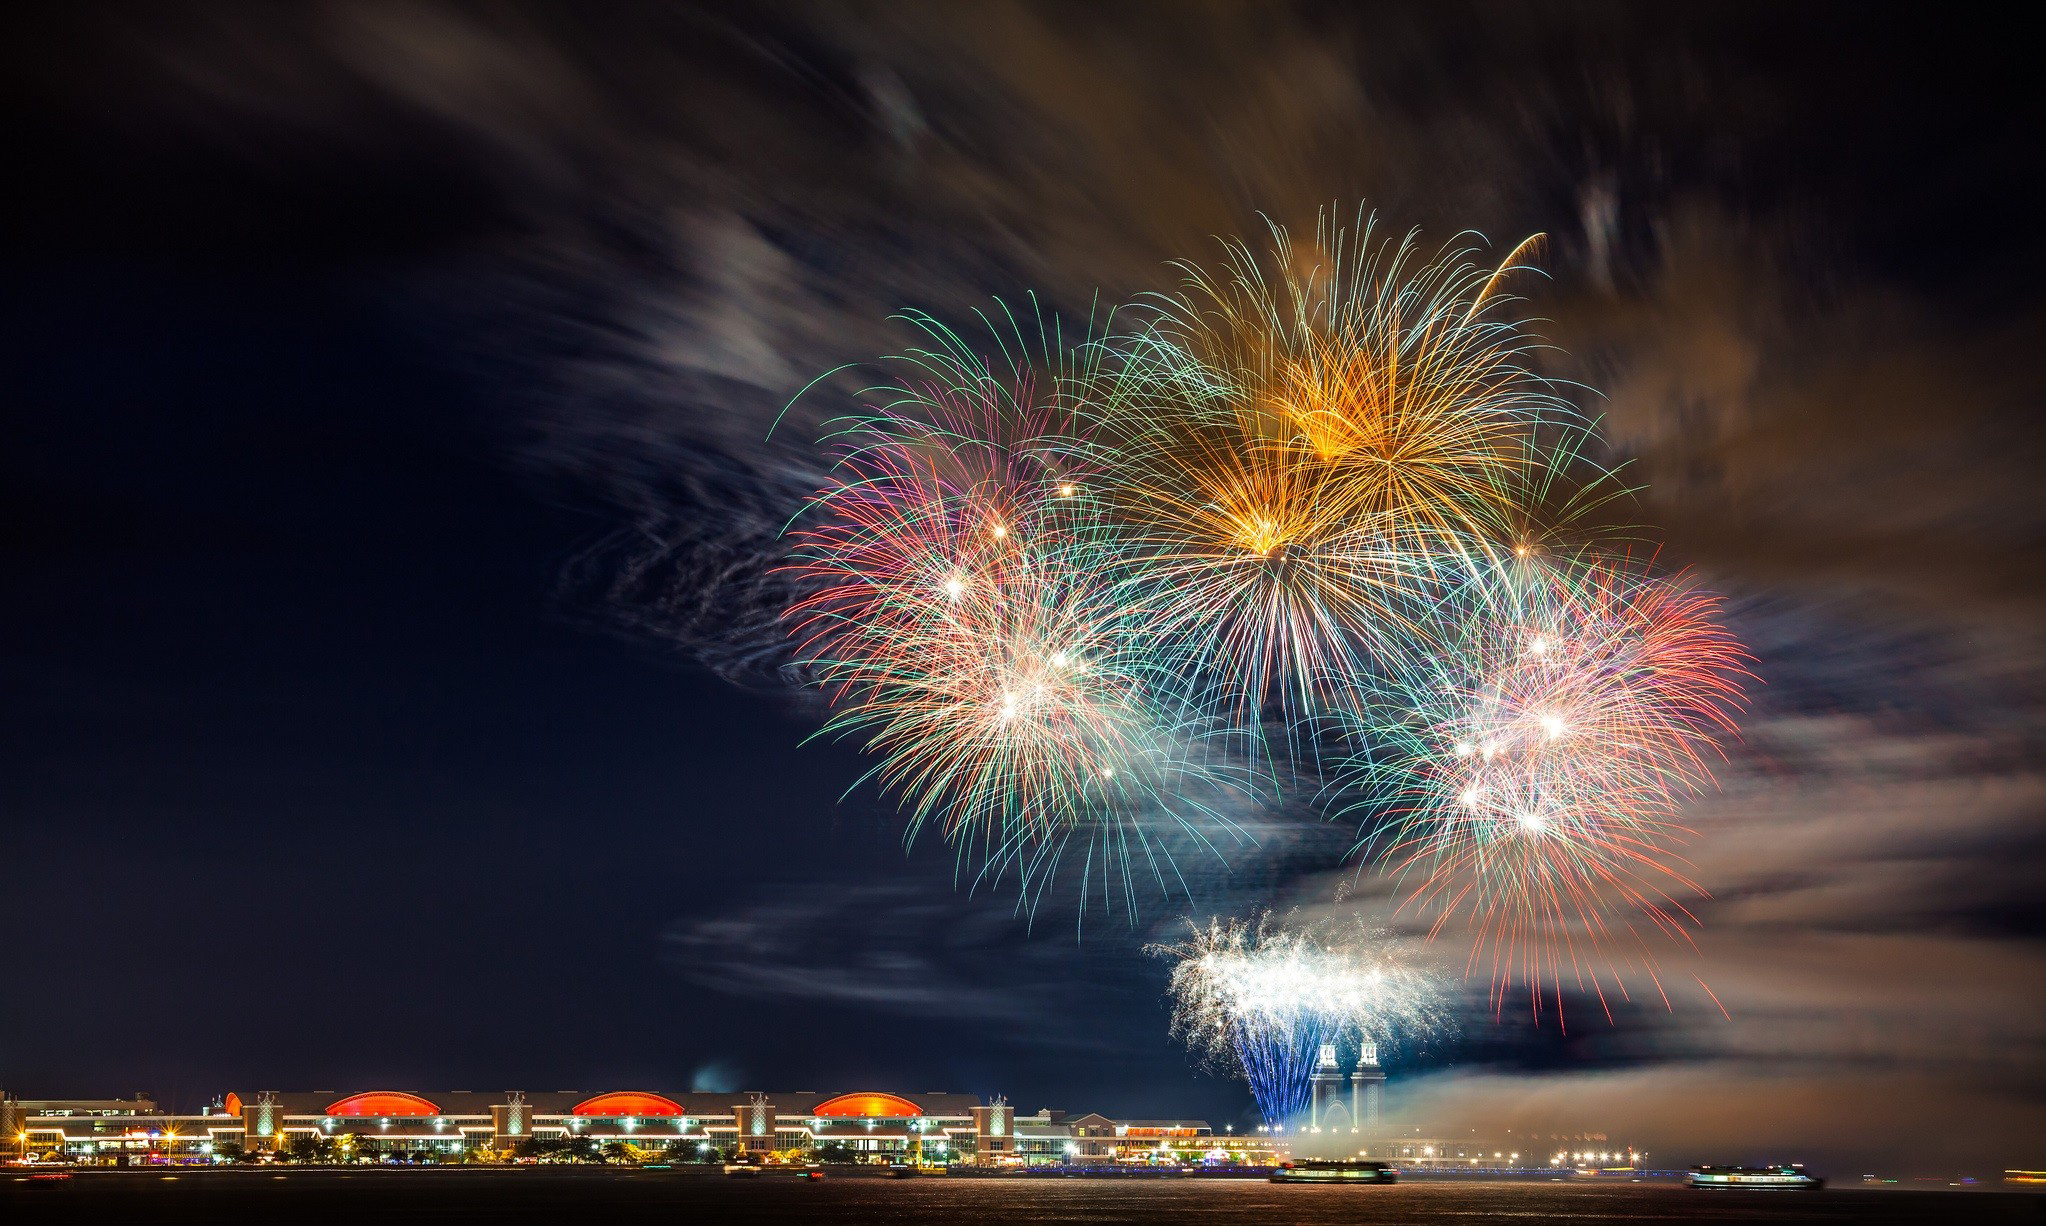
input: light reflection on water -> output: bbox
[6,1173,2036,1225]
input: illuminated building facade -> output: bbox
[3,1096,241,1165]
[5,1088,981,1164]
[1306,1041,1385,1133]
[6,1087,1281,1167]
[1346,1130,1646,1171]
[970,1098,1279,1167]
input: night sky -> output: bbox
[4,3,2041,1176]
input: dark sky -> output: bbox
[3,2,2042,1176]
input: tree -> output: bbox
[561,1134,600,1164]
[285,1134,337,1163]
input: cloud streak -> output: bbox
[30,1,2040,1167]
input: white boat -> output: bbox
[1688,1164,1823,1190]
[1270,1160,1397,1184]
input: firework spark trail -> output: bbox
[785,304,1257,920]
[783,211,1749,1000]
[1150,913,1448,1125]
[1084,209,1573,739]
[1334,551,1751,1022]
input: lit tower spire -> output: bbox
[1308,1042,1350,1132]
[1351,1039,1387,1129]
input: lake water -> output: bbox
[6,1169,2041,1223]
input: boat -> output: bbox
[1270,1160,1397,1184]
[723,1160,824,1179]
[1688,1164,1824,1190]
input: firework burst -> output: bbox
[786,305,1255,918]
[781,209,1751,999]
[1334,551,1750,1021]
[1151,912,1448,1126]
[1085,210,1571,732]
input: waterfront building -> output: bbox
[975,1100,1278,1166]
[2,1095,241,1165]
[1345,1130,1645,1171]
[1306,1042,1385,1132]
[6,1063,1618,1172]
[1352,1043,1387,1125]
[4,1087,1278,1168]
[1280,1055,1641,1173]
[5,1088,978,1164]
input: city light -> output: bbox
[6,1082,1623,1176]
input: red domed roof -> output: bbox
[811,1092,922,1118]
[570,1091,686,1117]
[325,1091,440,1117]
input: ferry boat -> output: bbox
[1687,1164,1823,1190]
[1270,1160,1397,1184]
[723,1156,824,1180]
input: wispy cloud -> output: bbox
[661,883,1137,1046]
[56,1,2042,1165]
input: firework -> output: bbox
[781,210,1750,987]
[786,306,1255,918]
[1334,551,1750,1021]
[1150,913,1447,1125]
[1084,210,1571,732]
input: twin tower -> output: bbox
[1307,1041,1385,1133]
